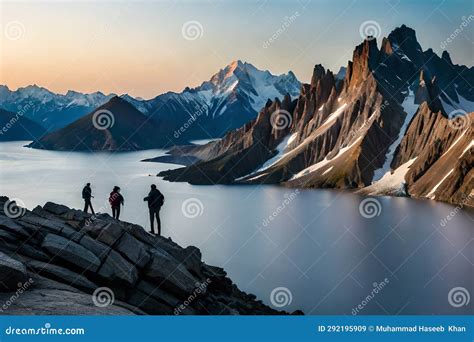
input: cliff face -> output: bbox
[391,106,473,206]
[0,197,291,315]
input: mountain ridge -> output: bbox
[156,24,474,208]
[17,60,301,147]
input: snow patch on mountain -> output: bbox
[440,91,474,116]
[366,157,417,196]
[372,90,418,182]
[235,134,293,180]
[426,168,454,199]
[290,136,362,180]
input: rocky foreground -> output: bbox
[0,196,292,315]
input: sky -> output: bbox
[1,0,473,99]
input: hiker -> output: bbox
[109,186,124,220]
[82,183,95,215]
[143,184,164,235]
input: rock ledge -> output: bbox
[0,196,295,315]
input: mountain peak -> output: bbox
[387,24,424,67]
[441,50,453,65]
[310,64,327,86]
[389,24,417,40]
[106,95,131,107]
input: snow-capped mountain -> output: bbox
[158,25,473,207]
[0,85,115,132]
[2,61,300,143]
[121,60,301,141]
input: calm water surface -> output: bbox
[0,141,472,314]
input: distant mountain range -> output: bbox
[1,61,300,147]
[0,85,114,132]
[157,25,474,207]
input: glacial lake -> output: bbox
[0,141,472,315]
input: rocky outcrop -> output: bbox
[0,196,293,315]
[155,25,473,207]
[0,251,28,291]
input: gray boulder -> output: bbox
[28,259,97,293]
[22,214,68,235]
[136,280,181,308]
[115,233,150,268]
[17,244,51,262]
[127,289,174,315]
[0,229,20,242]
[0,217,30,238]
[96,223,124,246]
[98,249,138,286]
[78,235,110,261]
[146,248,198,298]
[0,252,28,292]
[43,202,70,215]
[41,234,101,272]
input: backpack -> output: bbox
[82,187,90,199]
[157,192,164,207]
[109,192,122,207]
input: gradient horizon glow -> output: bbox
[1,0,472,99]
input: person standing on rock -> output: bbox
[143,184,164,236]
[82,183,95,215]
[109,186,124,220]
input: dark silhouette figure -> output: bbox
[144,184,164,235]
[109,186,124,220]
[82,183,95,215]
